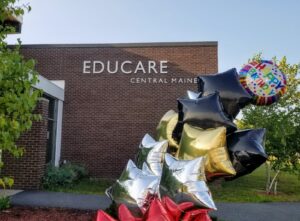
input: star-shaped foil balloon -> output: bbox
[159,153,217,210]
[172,92,237,142]
[136,134,168,176]
[186,90,202,100]
[106,160,160,215]
[226,129,268,180]
[197,68,252,119]
[177,124,236,180]
[156,110,179,152]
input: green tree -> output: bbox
[0,0,41,188]
[0,0,31,46]
[239,54,300,195]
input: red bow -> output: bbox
[96,210,117,221]
[96,197,212,221]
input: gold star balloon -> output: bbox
[156,110,179,152]
[177,124,236,180]
[136,134,168,176]
[159,153,216,210]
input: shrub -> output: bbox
[69,164,88,179]
[42,163,88,189]
[0,196,10,210]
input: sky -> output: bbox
[6,0,300,71]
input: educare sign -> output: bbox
[82,60,198,84]
[83,60,169,74]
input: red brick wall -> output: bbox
[19,43,218,178]
[2,98,49,189]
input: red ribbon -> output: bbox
[96,197,212,221]
[96,210,117,221]
[182,209,212,221]
[144,198,173,221]
[162,196,194,221]
[118,204,143,221]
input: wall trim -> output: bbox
[16,41,218,49]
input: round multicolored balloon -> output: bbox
[239,60,287,105]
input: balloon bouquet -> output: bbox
[96,60,287,221]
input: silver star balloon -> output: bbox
[106,160,159,214]
[159,153,217,210]
[142,162,155,176]
[136,134,168,176]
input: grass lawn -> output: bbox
[47,165,300,203]
[47,178,113,195]
[209,166,300,202]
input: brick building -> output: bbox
[3,42,218,189]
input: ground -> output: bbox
[0,207,223,221]
[0,207,96,221]
[3,166,299,221]
[48,165,300,203]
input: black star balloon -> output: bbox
[186,90,202,100]
[159,153,217,210]
[197,68,252,119]
[226,129,268,180]
[172,92,237,142]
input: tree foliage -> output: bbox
[0,46,41,157]
[0,0,31,46]
[0,0,41,188]
[240,54,300,174]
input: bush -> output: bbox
[42,163,88,189]
[69,164,88,179]
[0,196,10,210]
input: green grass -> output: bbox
[209,166,300,202]
[47,178,113,195]
[47,166,300,203]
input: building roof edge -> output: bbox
[15,41,218,49]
